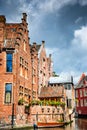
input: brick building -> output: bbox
[37,41,53,95]
[0,13,32,126]
[30,41,53,97]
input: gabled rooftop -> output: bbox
[76,73,87,89]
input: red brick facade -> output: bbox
[0,13,32,125]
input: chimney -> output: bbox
[22,13,27,23]
[42,40,45,47]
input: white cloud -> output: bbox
[46,47,59,56]
[72,26,87,49]
[38,0,76,13]
[6,0,12,5]
[79,0,87,6]
[59,71,85,85]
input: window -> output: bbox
[84,88,87,96]
[5,83,12,103]
[67,99,72,108]
[80,89,82,97]
[24,41,26,51]
[64,84,67,89]
[68,84,71,90]
[6,53,13,72]
[84,99,87,106]
[80,99,84,107]
[20,57,24,76]
[19,86,29,104]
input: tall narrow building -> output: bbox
[37,41,53,95]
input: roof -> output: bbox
[78,73,85,84]
[39,86,64,98]
[76,74,87,89]
[49,75,73,84]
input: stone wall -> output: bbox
[30,105,64,124]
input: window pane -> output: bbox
[7,53,12,60]
[68,84,71,90]
[6,53,13,72]
[6,83,12,91]
[6,92,11,103]
[5,83,12,103]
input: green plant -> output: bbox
[30,99,66,107]
[31,100,40,105]
[25,105,30,114]
[18,98,25,105]
[60,102,66,107]
[57,119,64,122]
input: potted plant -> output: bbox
[18,98,25,105]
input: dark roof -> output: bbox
[39,86,64,98]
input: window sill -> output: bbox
[5,72,13,74]
[4,103,12,106]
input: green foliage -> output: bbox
[31,100,40,105]
[18,98,25,105]
[30,99,66,107]
[57,119,64,122]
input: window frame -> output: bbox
[6,53,13,72]
[4,83,12,104]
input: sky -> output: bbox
[0,0,87,84]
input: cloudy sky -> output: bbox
[0,0,87,84]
